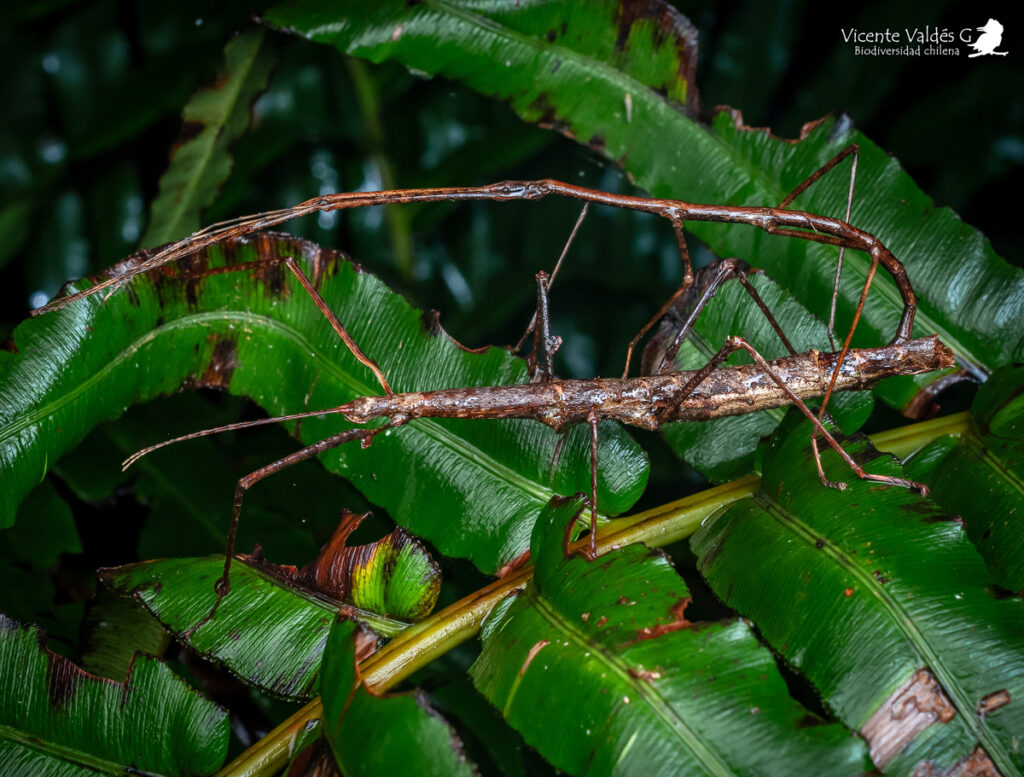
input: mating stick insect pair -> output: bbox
[36,143,954,626]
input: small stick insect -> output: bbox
[37,145,953,625]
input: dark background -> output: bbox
[2,0,1020,358]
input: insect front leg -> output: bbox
[158,250,396,393]
[186,422,402,637]
[621,218,695,378]
[124,249,404,632]
[280,256,393,395]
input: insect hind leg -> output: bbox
[672,334,927,494]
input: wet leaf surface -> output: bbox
[321,617,477,777]
[0,614,228,776]
[415,657,536,777]
[79,591,170,683]
[905,364,1024,592]
[100,509,437,702]
[470,495,872,776]
[0,234,649,573]
[691,417,1024,775]
[101,551,406,702]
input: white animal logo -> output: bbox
[968,19,1008,57]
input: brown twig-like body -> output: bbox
[124,335,953,474]
[33,178,918,345]
[340,337,953,430]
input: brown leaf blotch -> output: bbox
[977,689,1011,717]
[911,746,1001,777]
[621,597,692,649]
[519,639,550,677]
[862,668,957,768]
[198,336,238,390]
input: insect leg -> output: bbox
[775,144,877,485]
[187,422,401,636]
[621,219,694,378]
[641,249,802,379]
[683,335,926,493]
[528,271,562,382]
[732,268,799,356]
[121,402,374,470]
[654,258,746,375]
[808,252,880,483]
[778,143,860,209]
[281,256,393,395]
[778,143,860,351]
[514,203,590,354]
[587,411,600,560]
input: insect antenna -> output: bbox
[513,202,590,354]
[778,143,861,349]
[123,250,402,631]
[121,404,364,471]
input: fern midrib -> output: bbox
[528,588,737,777]
[0,722,162,777]
[753,492,1017,775]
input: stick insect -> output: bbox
[36,144,953,624]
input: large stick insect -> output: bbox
[35,144,954,622]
